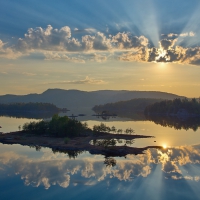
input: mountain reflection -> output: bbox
[1,111,200,132]
[0,144,200,190]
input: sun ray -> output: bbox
[177,3,200,47]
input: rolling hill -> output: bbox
[0,89,185,110]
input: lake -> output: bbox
[0,112,200,200]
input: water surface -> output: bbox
[0,114,200,200]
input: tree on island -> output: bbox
[22,116,135,139]
[23,114,88,137]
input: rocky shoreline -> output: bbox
[0,131,163,157]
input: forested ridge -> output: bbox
[0,89,183,109]
[0,102,60,112]
[93,98,163,114]
[144,98,200,115]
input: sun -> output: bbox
[163,144,167,149]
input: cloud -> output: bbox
[118,47,149,62]
[112,33,148,49]
[180,31,195,37]
[73,28,97,34]
[44,52,85,63]
[22,72,36,76]
[167,33,178,38]
[16,25,72,52]
[46,76,106,85]
[0,25,200,65]
[159,39,177,50]
[1,143,200,189]
[162,161,181,174]
[16,25,112,52]
[82,32,112,51]
[167,32,195,38]
[14,26,148,53]
[0,40,22,59]
[88,53,107,62]
[119,38,200,65]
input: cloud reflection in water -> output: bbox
[0,144,200,190]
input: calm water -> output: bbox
[0,114,200,200]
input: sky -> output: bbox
[0,0,200,97]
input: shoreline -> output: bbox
[0,131,163,157]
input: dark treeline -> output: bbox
[0,102,60,113]
[23,116,135,137]
[93,122,134,135]
[93,98,163,115]
[146,115,200,131]
[144,98,200,115]
[52,149,84,159]
[0,111,57,119]
[23,114,89,137]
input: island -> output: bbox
[0,114,162,157]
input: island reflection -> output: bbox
[0,144,200,190]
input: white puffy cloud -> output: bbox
[0,40,22,59]
[112,33,148,49]
[16,26,112,52]
[82,32,112,51]
[0,25,200,66]
[17,25,72,51]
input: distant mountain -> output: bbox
[0,89,185,110]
